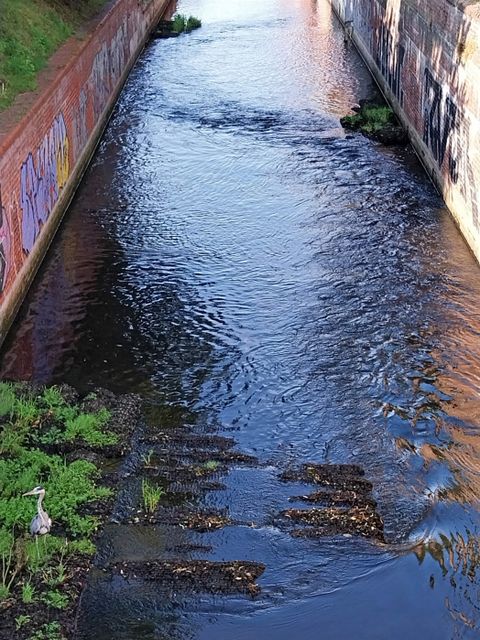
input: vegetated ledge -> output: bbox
[153,13,202,38]
[0,382,141,640]
[0,0,109,111]
[340,100,408,145]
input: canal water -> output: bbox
[3,0,480,637]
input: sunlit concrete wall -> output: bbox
[330,0,480,262]
[0,0,172,344]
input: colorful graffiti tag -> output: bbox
[89,22,128,121]
[73,89,88,160]
[0,187,12,294]
[20,113,70,254]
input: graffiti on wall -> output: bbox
[372,1,405,106]
[89,21,128,121]
[20,113,70,254]
[73,89,88,161]
[0,188,11,294]
[423,68,458,181]
[449,117,480,229]
[422,68,480,228]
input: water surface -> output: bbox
[3,0,480,637]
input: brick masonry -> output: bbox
[330,0,480,261]
[0,0,172,344]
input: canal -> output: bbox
[3,0,480,637]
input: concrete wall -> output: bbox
[330,0,480,261]
[0,0,172,343]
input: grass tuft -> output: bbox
[203,460,219,471]
[142,479,164,513]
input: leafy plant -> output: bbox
[1,534,21,600]
[68,538,95,556]
[171,13,187,33]
[43,589,69,609]
[341,104,394,134]
[29,621,65,640]
[64,409,116,446]
[22,578,36,603]
[0,382,16,417]
[0,423,27,454]
[15,614,31,630]
[203,460,219,471]
[142,479,164,513]
[0,384,117,627]
[171,14,202,34]
[15,397,41,429]
[186,16,202,32]
[43,547,67,586]
[141,448,155,466]
[42,386,66,411]
[25,536,64,572]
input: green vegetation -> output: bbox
[21,579,36,603]
[141,448,155,466]
[0,382,117,453]
[171,13,202,34]
[141,479,164,513]
[0,383,114,637]
[186,16,202,32]
[15,614,31,630]
[203,460,219,471]
[29,621,65,640]
[340,104,394,134]
[0,0,107,110]
[43,589,69,609]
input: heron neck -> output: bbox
[37,493,46,516]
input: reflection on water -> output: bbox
[2,0,480,637]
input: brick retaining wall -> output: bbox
[0,0,172,343]
[330,0,480,261]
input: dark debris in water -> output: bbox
[112,560,265,596]
[141,432,237,451]
[143,463,228,483]
[290,488,377,509]
[182,448,258,465]
[165,543,213,554]
[133,507,231,532]
[280,463,373,493]
[167,479,227,494]
[279,464,384,542]
[282,506,384,541]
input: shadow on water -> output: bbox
[3,0,480,637]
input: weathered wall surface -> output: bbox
[330,0,480,261]
[0,0,171,342]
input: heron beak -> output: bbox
[22,490,36,496]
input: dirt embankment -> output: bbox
[0,0,107,112]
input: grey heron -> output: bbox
[22,486,52,536]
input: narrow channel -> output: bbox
[3,0,480,637]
